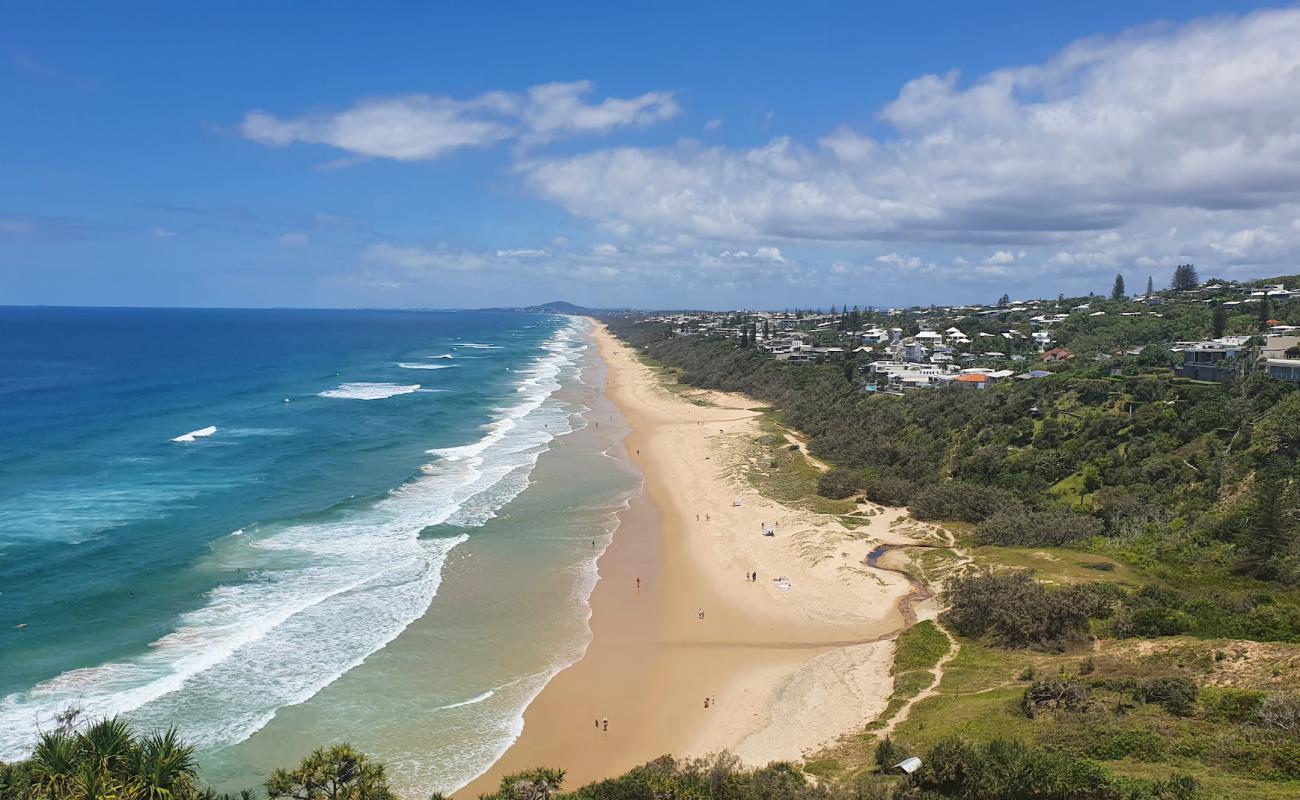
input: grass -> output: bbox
[865,621,952,730]
[881,633,1300,799]
[894,620,949,671]
[735,416,856,515]
[967,544,1136,585]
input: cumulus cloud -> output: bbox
[517,7,1300,282]
[241,81,678,162]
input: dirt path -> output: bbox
[779,426,831,473]
[861,534,972,737]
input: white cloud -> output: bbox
[278,232,309,247]
[516,7,1300,286]
[362,243,486,272]
[242,81,678,162]
[987,250,1017,265]
[495,248,547,258]
[704,118,722,131]
[519,80,679,142]
[151,227,176,238]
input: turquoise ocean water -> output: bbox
[0,307,639,795]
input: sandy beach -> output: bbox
[460,322,924,796]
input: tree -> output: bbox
[1239,467,1292,582]
[493,768,566,800]
[265,745,398,800]
[18,716,202,800]
[1147,275,1154,296]
[1212,304,1228,338]
[1110,274,1126,301]
[997,293,1011,307]
[1258,296,1273,331]
[1172,263,1199,291]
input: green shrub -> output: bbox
[973,507,1104,547]
[909,482,1017,523]
[864,476,917,507]
[1134,676,1199,716]
[942,570,1118,650]
[816,469,861,499]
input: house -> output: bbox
[1176,338,1247,381]
[953,373,991,389]
[1265,359,1300,382]
[1041,347,1073,363]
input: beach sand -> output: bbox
[459,323,920,796]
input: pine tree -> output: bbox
[1259,296,1273,331]
[1110,274,1126,301]
[1146,275,1154,296]
[1241,468,1291,581]
[1172,264,1199,291]
[1212,304,1228,338]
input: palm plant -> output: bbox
[131,728,199,800]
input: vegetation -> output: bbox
[601,279,1300,798]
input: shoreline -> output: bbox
[459,321,922,797]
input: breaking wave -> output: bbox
[0,318,589,761]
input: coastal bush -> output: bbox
[908,482,1017,523]
[0,716,204,800]
[266,745,399,800]
[904,737,1200,800]
[1133,676,1199,717]
[816,469,861,499]
[973,507,1104,547]
[941,570,1118,650]
[1258,691,1300,734]
[1019,678,1091,717]
[863,476,917,507]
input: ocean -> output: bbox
[0,307,639,795]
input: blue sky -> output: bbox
[4,1,1298,309]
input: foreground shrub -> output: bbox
[908,737,1199,799]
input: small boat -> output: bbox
[14,623,27,630]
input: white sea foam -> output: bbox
[436,690,494,710]
[398,363,457,370]
[319,383,420,400]
[172,425,217,443]
[0,318,590,761]
[453,343,499,349]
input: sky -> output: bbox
[4,1,1300,310]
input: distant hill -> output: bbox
[524,300,590,314]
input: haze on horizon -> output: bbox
[4,1,1300,311]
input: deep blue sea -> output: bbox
[0,307,638,794]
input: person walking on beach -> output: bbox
[704,697,710,708]
[636,577,641,589]
[602,718,608,732]
[595,718,599,729]
[697,608,705,620]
